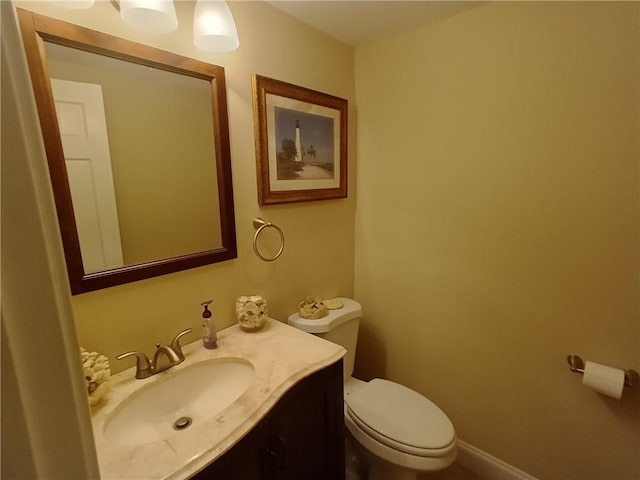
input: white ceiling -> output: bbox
[266,1,483,47]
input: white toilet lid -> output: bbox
[345,379,455,454]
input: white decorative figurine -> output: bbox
[80,347,111,407]
[236,295,268,331]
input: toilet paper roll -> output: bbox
[582,361,625,399]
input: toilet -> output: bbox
[288,298,457,480]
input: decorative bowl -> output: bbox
[235,295,268,331]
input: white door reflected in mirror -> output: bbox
[52,78,124,273]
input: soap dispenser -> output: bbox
[201,300,217,349]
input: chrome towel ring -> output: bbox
[253,218,285,262]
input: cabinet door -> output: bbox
[190,419,269,480]
[270,361,345,480]
[190,360,345,480]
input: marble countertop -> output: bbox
[91,318,345,480]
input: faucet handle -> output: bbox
[116,351,152,379]
[170,328,193,361]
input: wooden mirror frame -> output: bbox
[17,9,237,294]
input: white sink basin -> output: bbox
[103,357,254,446]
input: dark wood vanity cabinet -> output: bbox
[191,360,345,480]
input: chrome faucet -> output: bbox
[116,328,192,379]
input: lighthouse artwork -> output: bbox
[274,106,335,181]
[252,74,347,204]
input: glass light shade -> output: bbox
[193,0,239,53]
[120,0,178,34]
[52,0,95,9]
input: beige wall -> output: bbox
[354,2,639,480]
[17,1,356,373]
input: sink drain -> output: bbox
[173,416,193,431]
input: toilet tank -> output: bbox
[287,298,362,379]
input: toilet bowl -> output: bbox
[288,298,457,480]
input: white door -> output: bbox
[51,78,124,273]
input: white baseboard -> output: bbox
[457,440,538,480]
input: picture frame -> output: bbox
[252,74,348,205]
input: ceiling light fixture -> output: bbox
[119,0,178,34]
[52,0,95,9]
[193,0,239,53]
[54,0,239,53]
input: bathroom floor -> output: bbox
[419,462,485,480]
[346,457,484,480]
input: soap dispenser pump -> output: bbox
[201,300,217,349]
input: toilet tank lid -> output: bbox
[287,297,361,333]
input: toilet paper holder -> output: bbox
[567,354,639,388]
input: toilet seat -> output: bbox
[345,379,456,458]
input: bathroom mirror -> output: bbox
[18,10,237,294]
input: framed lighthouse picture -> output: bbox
[252,75,348,205]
